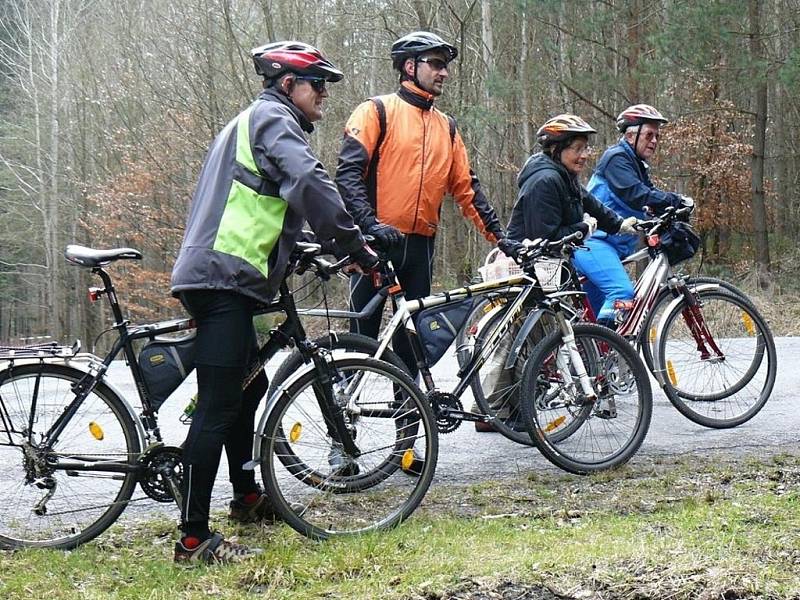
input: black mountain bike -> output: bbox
[0,243,437,548]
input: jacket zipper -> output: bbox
[411,108,428,234]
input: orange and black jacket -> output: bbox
[335,81,503,241]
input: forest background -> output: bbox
[1,0,798,344]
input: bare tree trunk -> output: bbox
[748,0,771,288]
[46,0,64,339]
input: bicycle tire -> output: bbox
[267,332,409,399]
[638,276,749,374]
[0,363,140,549]
[260,356,437,539]
[455,293,516,370]
[520,323,653,474]
[469,303,556,445]
[656,288,777,428]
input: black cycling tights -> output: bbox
[349,233,435,379]
[179,290,268,540]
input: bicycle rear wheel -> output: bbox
[455,293,515,369]
[469,304,556,445]
[0,363,140,549]
[520,323,652,474]
[260,356,437,539]
[656,289,776,428]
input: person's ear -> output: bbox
[280,75,295,96]
[403,58,415,78]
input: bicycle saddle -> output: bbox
[64,244,142,267]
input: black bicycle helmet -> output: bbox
[536,114,597,147]
[616,104,668,132]
[251,41,343,82]
[390,31,458,71]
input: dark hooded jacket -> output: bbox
[507,152,622,243]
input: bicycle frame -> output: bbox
[297,248,597,422]
[2,249,365,481]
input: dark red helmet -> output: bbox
[251,41,343,82]
[391,31,458,71]
[536,114,597,146]
[616,104,668,132]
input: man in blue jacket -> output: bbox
[576,104,691,327]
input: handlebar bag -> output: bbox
[661,221,701,265]
[138,333,196,411]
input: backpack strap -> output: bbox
[365,97,387,202]
[365,98,457,196]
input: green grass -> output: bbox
[2,454,800,599]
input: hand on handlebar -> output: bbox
[582,213,598,237]
[365,222,404,248]
[497,237,524,260]
[346,243,380,274]
[619,216,639,235]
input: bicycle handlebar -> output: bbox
[635,204,694,237]
[517,230,584,263]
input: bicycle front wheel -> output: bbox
[639,276,749,374]
[0,363,141,549]
[260,356,437,539]
[520,323,653,474]
[656,289,777,428]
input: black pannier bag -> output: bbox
[138,333,197,411]
[415,297,477,366]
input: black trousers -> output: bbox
[178,290,268,538]
[349,234,435,379]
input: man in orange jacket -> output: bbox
[336,31,514,379]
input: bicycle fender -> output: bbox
[652,283,722,386]
[249,352,374,467]
[0,354,148,449]
[504,308,550,370]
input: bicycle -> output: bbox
[470,205,776,430]
[0,243,438,549]
[270,232,654,474]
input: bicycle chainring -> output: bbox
[138,445,183,503]
[427,391,463,434]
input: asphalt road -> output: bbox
[104,337,797,522]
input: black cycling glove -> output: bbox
[350,243,380,271]
[366,222,404,248]
[497,238,524,260]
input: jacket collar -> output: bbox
[397,81,435,110]
[542,152,582,195]
[620,138,650,177]
[258,87,314,133]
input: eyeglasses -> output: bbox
[416,57,449,71]
[295,76,327,93]
[568,144,594,156]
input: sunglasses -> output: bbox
[294,76,327,93]
[416,57,449,71]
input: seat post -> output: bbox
[92,267,126,326]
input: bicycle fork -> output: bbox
[556,316,597,401]
[310,351,361,459]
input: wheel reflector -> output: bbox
[89,421,104,441]
[290,423,302,443]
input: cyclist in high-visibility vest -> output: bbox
[170,41,377,564]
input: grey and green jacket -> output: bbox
[171,88,365,304]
